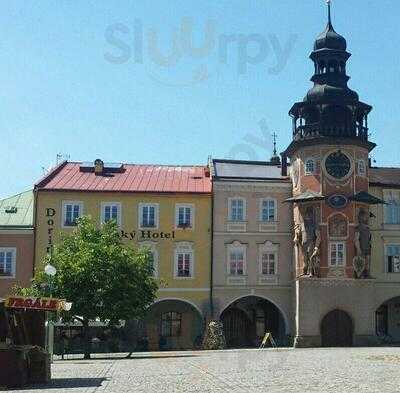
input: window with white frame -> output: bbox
[175,204,194,229]
[261,253,276,275]
[305,159,315,175]
[357,159,366,176]
[62,201,83,227]
[228,243,246,276]
[259,242,278,275]
[140,242,158,277]
[329,242,346,266]
[386,245,400,273]
[139,203,159,229]
[101,202,121,226]
[260,199,277,222]
[0,248,16,278]
[384,191,400,225]
[174,243,194,278]
[229,198,245,221]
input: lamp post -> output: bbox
[44,264,57,359]
[44,264,57,297]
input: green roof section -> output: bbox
[0,190,34,228]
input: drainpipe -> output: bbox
[209,190,214,320]
[32,189,39,278]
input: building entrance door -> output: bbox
[321,310,353,347]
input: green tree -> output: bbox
[18,216,158,359]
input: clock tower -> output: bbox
[284,2,384,347]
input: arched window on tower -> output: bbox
[305,159,315,175]
[339,61,346,74]
[328,60,338,73]
[319,61,326,74]
[304,107,320,125]
[322,105,353,135]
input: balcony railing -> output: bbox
[294,123,369,141]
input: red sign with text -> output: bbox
[5,296,64,311]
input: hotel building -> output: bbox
[34,160,212,350]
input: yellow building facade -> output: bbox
[34,161,212,350]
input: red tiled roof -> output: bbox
[35,162,212,194]
[369,167,400,187]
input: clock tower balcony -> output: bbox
[293,123,369,142]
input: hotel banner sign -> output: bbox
[5,296,67,312]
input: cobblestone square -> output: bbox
[7,347,400,392]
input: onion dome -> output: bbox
[314,3,347,52]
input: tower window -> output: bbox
[329,242,346,266]
[357,160,366,176]
[319,61,326,74]
[328,60,338,73]
[305,159,315,175]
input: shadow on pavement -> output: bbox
[18,377,108,390]
[57,353,201,361]
[125,354,200,360]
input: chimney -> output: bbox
[94,159,104,175]
[281,154,288,176]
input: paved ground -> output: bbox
[7,347,400,392]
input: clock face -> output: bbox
[325,151,351,179]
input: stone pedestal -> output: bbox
[294,277,377,348]
[294,335,321,348]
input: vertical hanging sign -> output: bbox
[46,208,56,255]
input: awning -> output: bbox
[349,191,386,205]
[285,190,326,203]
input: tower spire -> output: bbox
[270,132,281,164]
[327,0,332,26]
[272,132,277,157]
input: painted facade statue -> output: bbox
[354,208,372,279]
[294,207,321,277]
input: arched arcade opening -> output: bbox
[376,296,400,344]
[128,299,204,351]
[321,309,353,347]
[220,296,287,348]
